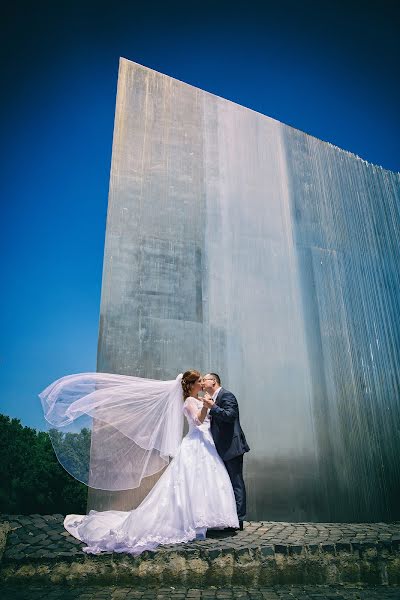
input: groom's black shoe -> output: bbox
[224,521,244,532]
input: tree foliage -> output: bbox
[0,414,87,514]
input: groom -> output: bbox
[202,373,250,530]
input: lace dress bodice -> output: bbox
[183,396,211,433]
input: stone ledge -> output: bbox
[1,515,400,586]
[0,521,11,562]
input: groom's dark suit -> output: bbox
[209,388,250,522]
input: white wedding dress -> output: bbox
[64,397,239,554]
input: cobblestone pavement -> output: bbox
[1,584,400,599]
[2,515,400,560]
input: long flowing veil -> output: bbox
[39,372,184,491]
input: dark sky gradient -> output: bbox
[1,0,399,430]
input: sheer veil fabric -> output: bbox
[39,372,184,491]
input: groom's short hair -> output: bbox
[209,373,221,386]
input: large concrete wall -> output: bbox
[90,57,400,521]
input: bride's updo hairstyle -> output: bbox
[181,370,201,399]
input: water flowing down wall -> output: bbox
[90,57,400,521]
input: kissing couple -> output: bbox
[39,369,250,555]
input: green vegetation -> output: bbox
[0,414,87,514]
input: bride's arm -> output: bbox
[184,397,208,424]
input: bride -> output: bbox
[39,369,239,555]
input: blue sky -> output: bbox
[0,0,399,430]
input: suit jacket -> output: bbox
[209,388,250,462]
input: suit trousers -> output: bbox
[223,454,246,521]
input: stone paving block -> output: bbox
[335,542,352,553]
[260,545,274,557]
[391,536,400,550]
[273,544,287,555]
[320,543,335,554]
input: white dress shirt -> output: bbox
[212,387,222,402]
